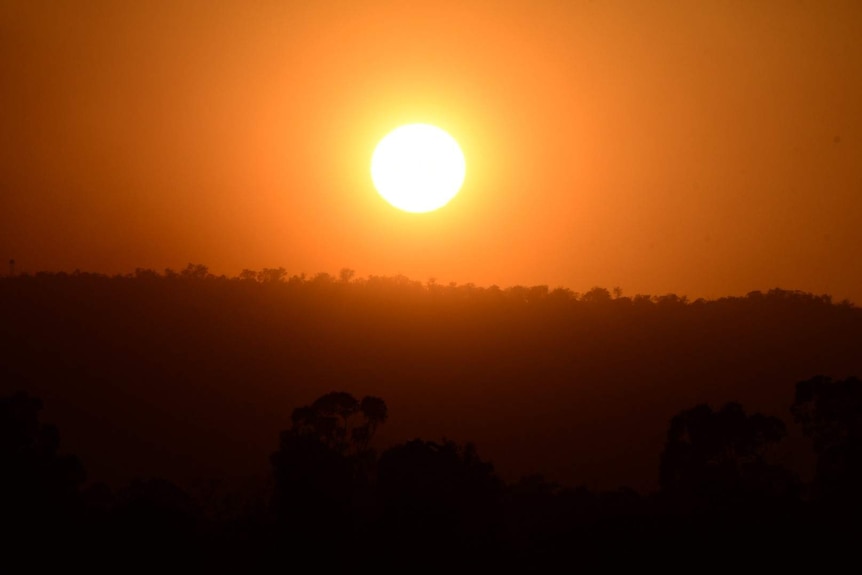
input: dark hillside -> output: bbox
[2,269,860,490]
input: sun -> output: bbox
[371,124,466,213]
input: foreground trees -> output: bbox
[287,392,388,455]
[0,391,86,537]
[269,391,504,562]
[792,375,862,509]
[377,439,502,555]
[659,402,796,512]
[3,270,857,494]
[269,391,389,548]
[3,378,862,564]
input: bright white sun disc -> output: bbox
[371,124,466,213]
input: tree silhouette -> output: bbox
[338,268,355,283]
[376,439,501,559]
[0,391,86,544]
[180,263,210,279]
[791,375,862,507]
[288,391,387,456]
[258,267,287,283]
[112,477,201,551]
[269,391,388,548]
[353,395,388,453]
[659,402,792,510]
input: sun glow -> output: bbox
[371,124,466,213]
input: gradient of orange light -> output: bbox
[1,1,860,301]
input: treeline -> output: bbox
[2,380,860,566]
[6,262,855,307]
[1,266,860,493]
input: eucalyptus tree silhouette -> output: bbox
[792,375,862,508]
[0,391,86,546]
[179,263,209,279]
[288,391,388,456]
[355,395,388,452]
[659,402,793,511]
[258,267,287,283]
[269,391,388,551]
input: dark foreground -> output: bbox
[4,379,861,569]
[2,269,861,567]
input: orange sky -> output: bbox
[2,1,861,302]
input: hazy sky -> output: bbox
[2,1,860,301]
